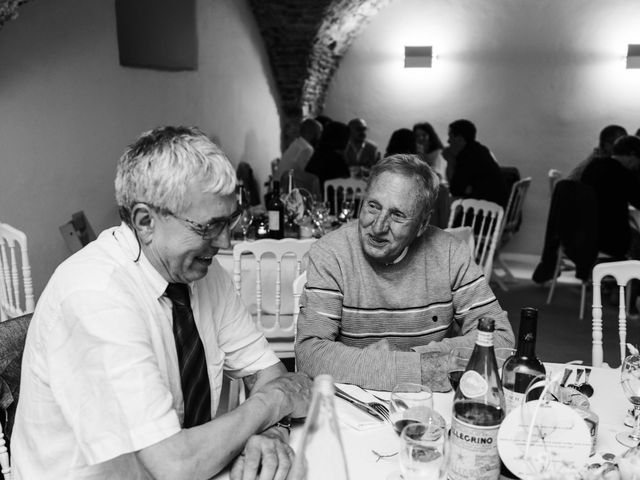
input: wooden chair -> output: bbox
[324,178,367,217]
[493,177,532,290]
[0,420,9,480]
[0,224,34,322]
[447,199,504,280]
[592,260,640,368]
[232,239,315,359]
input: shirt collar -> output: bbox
[113,223,170,300]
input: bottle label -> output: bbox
[476,330,493,347]
[459,371,488,398]
[268,211,281,231]
[503,388,524,414]
[448,417,501,480]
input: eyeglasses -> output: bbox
[168,208,242,240]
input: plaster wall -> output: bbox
[324,0,640,255]
[0,0,279,298]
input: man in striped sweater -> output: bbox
[295,154,514,392]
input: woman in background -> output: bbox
[413,122,447,182]
[385,128,416,156]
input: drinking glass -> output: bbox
[398,421,448,480]
[617,354,640,447]
[238,209,253,241]
[390,383,443,436]
[448,347,473,391]
[338,200,355,222]
[311,201,330,233]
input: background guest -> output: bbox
[344,117,381,177]
[385,128,416,156]
[305,121,351,187]
[413,122,447,182]
[567,124,627,181]
[275,117,323,181]
[445,119,508,208]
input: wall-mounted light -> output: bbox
[627,44,640,69]
[404,46,432,68]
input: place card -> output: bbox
[497,401,592,479]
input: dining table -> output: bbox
[215,363,632,479]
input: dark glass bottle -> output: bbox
[501,307,546,414]
[267,180,284,239]
[448,318,505,480]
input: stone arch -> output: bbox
[0,0,29,27]
[248,0,393,149]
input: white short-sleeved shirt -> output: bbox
[12,224,279,479]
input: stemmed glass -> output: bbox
[311,201,330,235]
[238,208,253,241]
[338,200,355,223]
[617,354,640,447]
[398,422,449,480]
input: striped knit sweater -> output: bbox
[295,221,514,391]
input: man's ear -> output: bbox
[131,203,156,245]
[416,211,432,238]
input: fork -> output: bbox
[356,385,390,405]
[339,386,391,422]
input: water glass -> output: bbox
[448,347,473,391]
[399,421,448,480]
[617,354,640,447]
[390,383,440,436]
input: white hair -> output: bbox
[115,126,237,222]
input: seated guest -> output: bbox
[581,134,640,259]
[306,120,351,187]
[567,124,627,181]
[445,119,508,208]
[344,117,382,177]
[12,126,311,480]
[295,155,514,392]
[385,128,416,156]
[413,122,448,182]
[275,117,323,180]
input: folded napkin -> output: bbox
[334,383,389,432]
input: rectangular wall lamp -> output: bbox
[627,44,640,69]
[404,46,432,68]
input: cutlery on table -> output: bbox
[568,368,584,389]
[334,386,389,422]
[578,368,594,397]
[356,385,390,405]
[560,368,573,387]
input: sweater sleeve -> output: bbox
[295,241,421,391]
[412,238,515,356]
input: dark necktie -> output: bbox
[165,283,211,428]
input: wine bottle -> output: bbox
[448,318,505,480]
[267,180,284,239]
[289,375,350,480]
[501,307,546,414]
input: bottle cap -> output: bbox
[314,374,335,395]
[477,317,495,332]
[521,307,538,319]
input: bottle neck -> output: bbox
[476,329,494,347]
[516,315,537,357]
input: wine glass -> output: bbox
[311,201,330,234]
[238,208,253,241]
[389,383,443,436]
[338,200,355,223]
[398,421,449,480]
[448,347,473,391]
[617,354,640,447]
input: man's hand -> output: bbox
[255,372,312,419]
[230,429,294,480]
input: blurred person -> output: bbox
[275,117,323,180]
[344,118,381,177]
[581,134,640,259]
[413,122,447,181]
[315,114,333,130]
[567,124,627,181]
[445,119,508,208]
[295,154,514,392]
[12,126,311,480]
[305,121,351,187]
[384,128,416,156]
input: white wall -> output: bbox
[0,0,280,298]
[324,0,640,255]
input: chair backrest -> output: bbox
[447,199,504,279]
[0,224,35,322]
[232,239,315,336]
[548,169,563,196]
[592,260,640,368]
[292,271,307,340]
[0,420,10,480]
[324,178,367,217]
[498,177,532,248]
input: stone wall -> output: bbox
[0,0,28,27]
[248,0,393,150]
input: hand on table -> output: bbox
[257,372,312,419]
[230,428,294,480]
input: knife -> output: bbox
[334,386,384,421]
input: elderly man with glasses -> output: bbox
[12,126,311,480]
[295,154,514,392]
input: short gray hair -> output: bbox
[367,154,440,220]
[115,126,237,223]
